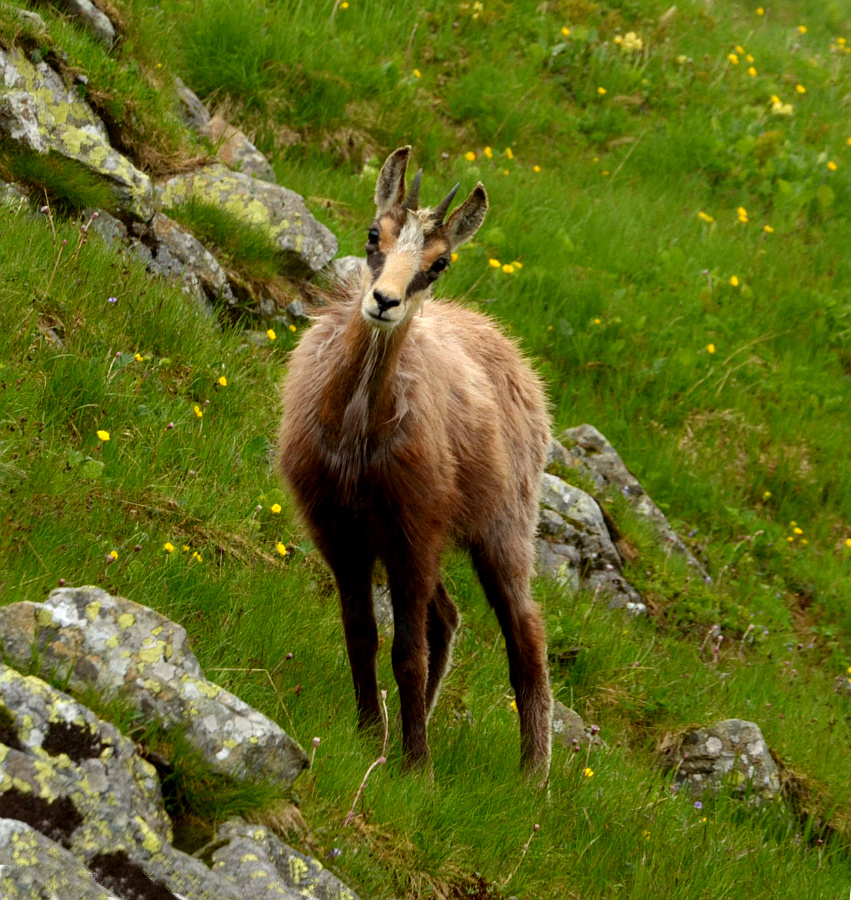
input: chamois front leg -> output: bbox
[385,549,441,769]
[314,525,381,734]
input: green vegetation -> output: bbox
[1,0,851,897]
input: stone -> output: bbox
[0,178,29,208]
[833,675,851,696]
[660,719,781,802]
[133,212,235,306]
[0,819,118,899]
[209,113,276,183]
[174,76,212,137]
[86,207,128,245]
[551,701,589,748]
[0,586,309,787]
[536,472,645,612]
[0,48,153,220]
[53,0,116,46]
[331,255,365,282]
[558,425,707,578]
[159,163,337,273]
[212,819,362,900]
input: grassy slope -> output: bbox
[2,0,851,897]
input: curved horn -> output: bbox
[403,169,423,210]
[430,182,460,226]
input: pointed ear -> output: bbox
[445,183,488,249]
[374,146,411,215]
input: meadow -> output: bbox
[1,0,851,896]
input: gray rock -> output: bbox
[331,255,365,282]
[209,113,276,183]
[174,76,212,137]
[558,424,707,578]
[0,48,153,220]
[0,819,119,899]
[159,163,337,273]
[0,178,29,207]
[371,584,394,633]
[212,819,361,900]
[53,0,116,46]
[0,586,309,787]
[86,208,128,245]
[834,674,851,696]
[551,701,589,748]
[536,472,645,612]
[662,719,781,802]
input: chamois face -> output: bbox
[360,146,488,332]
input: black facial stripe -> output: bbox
[406,270,435,298]
[366,251,385,280]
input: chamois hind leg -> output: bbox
[314,526,381,734]
[424,582,461,721]
[471,537,552,777]
[385,550,440,769]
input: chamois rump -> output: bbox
[278,146,552,775]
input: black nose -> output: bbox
[373,289,400,313]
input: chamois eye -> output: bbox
[367,228,379,246]
[430,257,449,274]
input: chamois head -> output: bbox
[360,146,488,331]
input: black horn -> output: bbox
[403,169,423,210]
[431,182,460,225]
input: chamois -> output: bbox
[278,146,552,775]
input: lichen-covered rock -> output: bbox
[174,76,212,137]
[557,425,707,578]
[0,47,153,220]
[53,0,116,46]
[0,586,309,787]
[551,701,589,749]
[661,719,781,801]
[0,819,119,899]
[132,212,235,306]
[212,819,361,900]
[537,472,645,612]
[209,114,277,182]
[159,163,337,273]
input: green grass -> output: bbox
[2,0,851,897]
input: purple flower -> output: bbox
[694,800,703,810]
[107,296,118,304]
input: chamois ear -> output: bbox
[445,183,488,249]
[374,146,411,215]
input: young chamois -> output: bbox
[278,147,552,775]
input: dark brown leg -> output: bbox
[471,538,552,776]
[424,582,460,720]
[314,525,381,732]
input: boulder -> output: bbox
[0,586,309,787]
[159,163,337,273]
[557,425,707,578]
[209,113,276,183]
[551,701,590,749]
[660,719,781,801]
[53,0,116,46]
[537,471,645,612]
[0,47,153,220]
[174,76,212,137]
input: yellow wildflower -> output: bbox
[164,542,175,553]
[277,542,288,556]
[756,6,764,14]
[764,225,774,233]
[794,527,803,535]
[787,536,795,542]
[483,146,493,159]
[502,263,515,274]
[135,353,143,362]
[512,261,523,269]
[289,324,296,332]
[464,151,476,162]
[584,767,594,777]
[109,550,118,560]
[791,521,797,526]
[728,53,739,65]
[489,258,501,268]
[218,376,227,387]
[707,343,716,354]
[340,1,348,8]
[506,147,514,159]
[737,206,749,222]
[846,538,851,548]
[271,503,282,514]
[621,31,643,52]
[597,86,607,95]
[533,164,541,173]
[746,54,754,63]
[795,84,806,94]
[797,25,807,34]
[735,45,745,54]
[182,545,190,552]
[97,429,110,442]
[413,69,421,78]
[697,211,715,223]
[614,35,623,45]
[763,491,772,499]
[747,66,757,77]
[593,318,602,325]
[267,329,276,341]
[193,405,203,418]
[451,252,459,263]
[847,137,851,146]
[828,160,838,171]
[643,830,650,840]
[771,94,780,104]
[192,551,202,562]
[561,26,571,37]
[772,101,794,115]
[510,699,518,712]
[730,275,739,287]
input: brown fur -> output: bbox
[277,149,552,775]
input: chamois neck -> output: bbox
[318,300,410,443]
